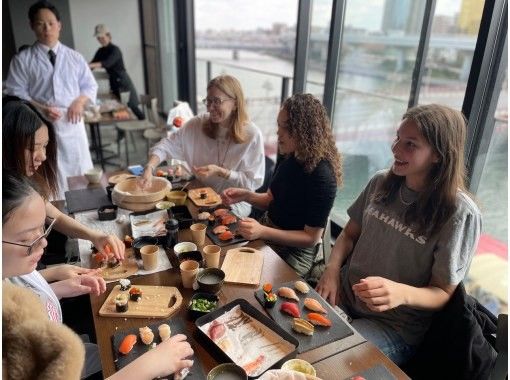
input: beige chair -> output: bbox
[115,95,157,166]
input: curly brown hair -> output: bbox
[282,93,342,186]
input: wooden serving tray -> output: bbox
[99,285,183,318]
[93,248,139,281]
[188,187,222,207]
[221,247,264,286]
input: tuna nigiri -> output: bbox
[304,297,327,313]
[307,312,332,327]
[119,334,137,355]
[278,286,299,301]
[280,301,300,318]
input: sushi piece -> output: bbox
[304,297,327,313]
[218,231,234,241]
[307,313,332,327]
[139,326,154,345]
[220,214,237,225]
[292,318,315,336]
[158,323,171,341]
[278,286,300,301]
[213,208,229,217]
[280,301,300,318]
[129,287,142,302]
[115,294,129,312]
[197,211,211,221]
[262,283,273,294]
[119,334,137,355]
[213,225,229,235]
[119,278,131,291]
[294,280,310,294]
[264,292,278,308]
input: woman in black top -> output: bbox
[89,24,144,120]
[222,93,343,276]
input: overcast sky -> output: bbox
[195,0,462,32]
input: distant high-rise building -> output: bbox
[382,0,425,35]
[458,0,483,35]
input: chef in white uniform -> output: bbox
[5,1,97,200]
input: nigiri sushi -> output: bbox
[278,286,299,301]
[307,312,332,327]
[292,318,315,336]
[294,280,310,294]
[158,323,171,341]
[119,334,137,355]
[280,301,300,318]
[304,297,327,313]
[139,326,154,345]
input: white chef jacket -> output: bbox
[150,114,266,217]
[5,41,98,199]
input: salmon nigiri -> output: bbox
[307,312,332,327]
[119,334,137,355]
[304,297,327,313]
[278,286,299,301]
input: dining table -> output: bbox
[66,173,410,380]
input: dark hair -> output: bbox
[373,104,471,235]
[281,93,343,185]
[28,1,60,23]
[2,98,59,199]
[2,170,40,224]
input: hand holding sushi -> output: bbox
[89,233,125,261]
[39,264,101,282]
[108,334,194,380]
[50,274,107,299]
[237,217,265,240]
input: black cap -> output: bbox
[165,219,179,230]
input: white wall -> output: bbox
[68,0,145,95]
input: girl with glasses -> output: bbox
[3,98,125,268]
[140,74,265,217]
[316,104,481,365]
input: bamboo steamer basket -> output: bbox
[111,177,171,211]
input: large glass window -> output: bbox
[330,0,425,223]
[194,0,298,158]
[158,0,179,113]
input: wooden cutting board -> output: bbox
[188,187,222,207]
[221,247,264,286]
[99,285,183,318]
[92,248,139,281]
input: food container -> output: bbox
[84,168,103,184]
[197,268,225,294]
[98,205,118,221]
[169,205,193,229]
[167,190,187,205]
[207,363,247,380]
[132,236,159,260]
[188,292,219,321]
[112,177,170,211]
[173,241,198,255]
[281,359,316,376]
[196,299,299,379]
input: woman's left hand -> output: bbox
[52,275,107,298]
[90,233,125,261]
[42,264,102,282]
[193,164,223,180]
[352,276,406,312]
[237,217,265,240]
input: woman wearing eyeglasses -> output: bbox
[140,74,265,217]
[2,98,125,266]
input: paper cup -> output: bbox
[180,259,199,288]
[190,223,207,246]
[202,244,221,269]
[140,244,159,270]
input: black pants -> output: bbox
[111,71,145,120]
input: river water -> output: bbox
[196,48,508,244]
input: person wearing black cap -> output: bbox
[89,24,144,120]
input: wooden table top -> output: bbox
[67,174,410,379]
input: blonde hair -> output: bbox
[202,75,249,143]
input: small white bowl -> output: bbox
[156,201,175,210]
[84,168,103,184]
[281,359,316,376]
[173,241,197,254]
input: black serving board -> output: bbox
[254,280,353,354]
[65,187,111,214]
[343,364,396,380]
[195,299,298,379]
[112,318,206,379]
[205,210,247,247]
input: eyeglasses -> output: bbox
[201,97,234,107]
[2,217,56,256]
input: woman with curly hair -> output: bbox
[222,93,342,276]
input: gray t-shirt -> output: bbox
[342,170,481,345]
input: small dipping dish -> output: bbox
[188,292,219,321]
[197,268,225,294]
[98,205,118,221]
[132,236,159,260]
[207,363,247,380]
[281,359,316,377]
[167,190,188,206]
[173,241,198,255]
